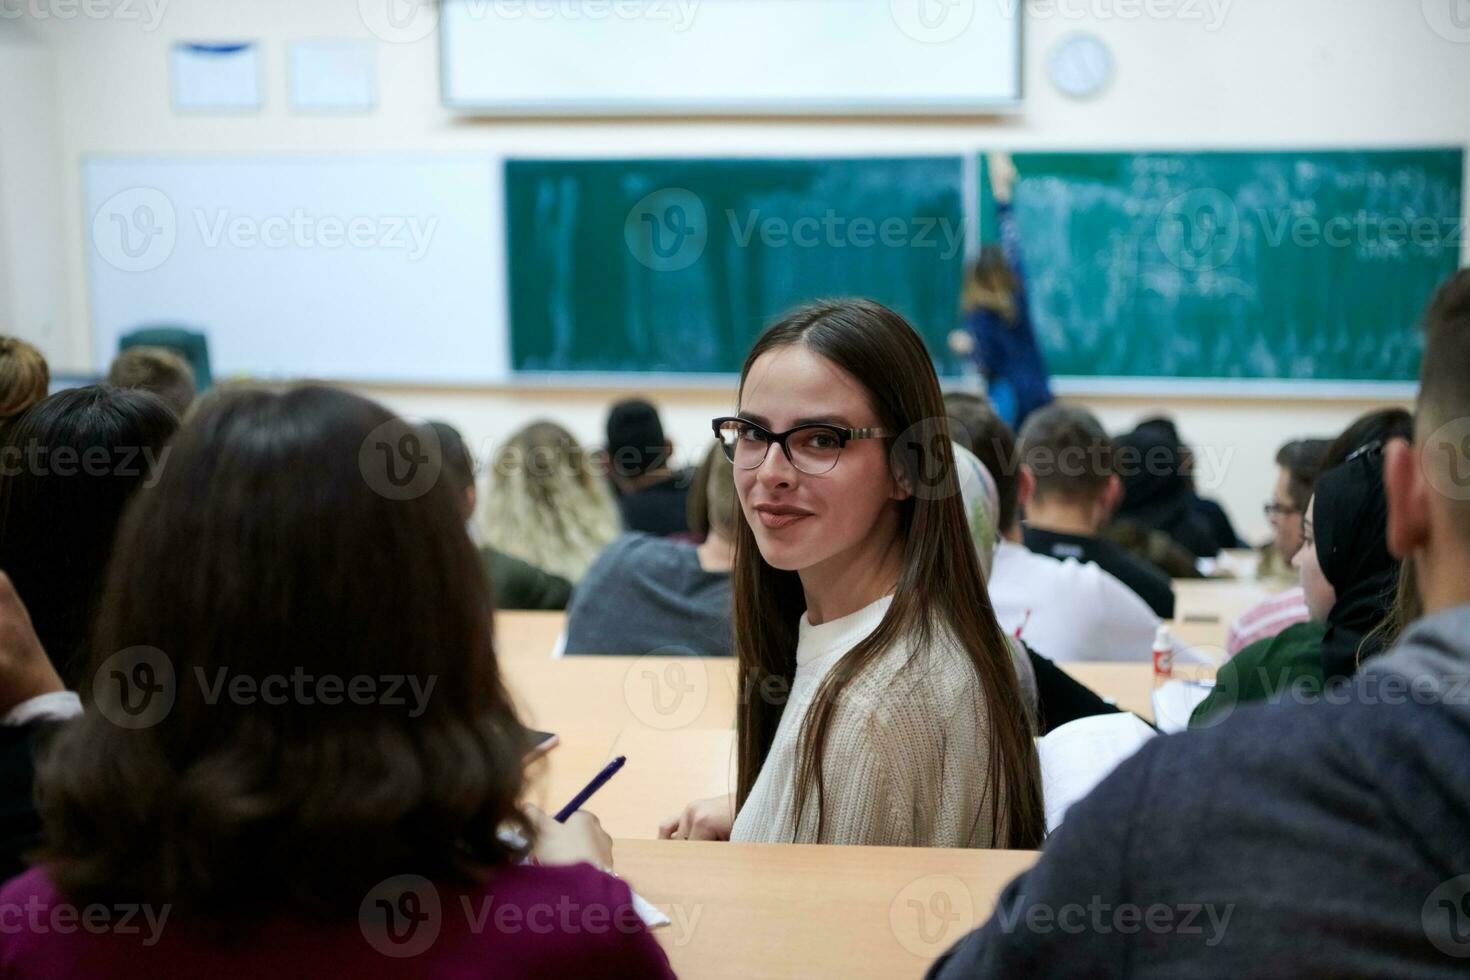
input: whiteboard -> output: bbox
[84,157,509,384]
[440,0,1022,114]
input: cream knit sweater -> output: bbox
[730,595,1005,848]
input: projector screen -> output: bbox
[440,0,1022,114]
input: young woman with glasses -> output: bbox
[658,299,1044,849]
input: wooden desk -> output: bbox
[526,728,737,840]
[1060,662,1215,724]
[617,839,1038,980]
[1171,580,1272,626]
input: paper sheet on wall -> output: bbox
[289,40,377,112]
[171,42,262,111]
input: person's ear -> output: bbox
[1017,464,1036,510]
[1385,436,1431,560]
[464,484,479,523]
[889,459,915,503]
[1101,474,1123,515]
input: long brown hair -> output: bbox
[36,385,532,919]
[731,299,1045,848]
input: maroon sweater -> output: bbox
[0,862,676,979]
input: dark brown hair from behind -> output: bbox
[1016,403,1115,504]
[36,385,532,921]
[731,299,1044,850]
[1274,438,1333,513]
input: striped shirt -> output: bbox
[1226,585,1311,656]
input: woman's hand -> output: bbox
[0,571,63,714]
[527,805,615,872]
[658,793,735,841]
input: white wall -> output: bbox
[0,20,67,359]
[6,0,1467,539]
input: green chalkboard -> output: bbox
[995,150,1464,382]
[506,157,966,375]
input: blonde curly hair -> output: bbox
[480,420,620,583]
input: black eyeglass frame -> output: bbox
[710,416,890,474]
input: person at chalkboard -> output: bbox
[958,153,1054,432]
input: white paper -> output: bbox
[1037,713,1157,832]
[289,40,376,112]
[171,42,262,111]
[632,891,671,929]
[1151,679,1215,735]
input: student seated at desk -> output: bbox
[660,299,1044,849]
[0,386,674,979]
[430,420,573,611]
[1226,436,1332,654]
[564,443,734,657]
[480,420,621,584]
[0,385,178,685]
[946,392,1160,663]
[1193,437,1413,727]
[603,398,693,537]
[1016,404,1177,619]
[1114,417,1243,559]
[925,267,1470,979]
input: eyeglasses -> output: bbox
[712,416,890,476]
[1263,501,1299,520]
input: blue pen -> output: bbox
[553,755,626,823]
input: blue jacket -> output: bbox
[966,201,1053,430]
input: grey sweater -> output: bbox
[929,604,1470,978]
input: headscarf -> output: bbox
[954,443,1038,729]
[1313,446,1400,682]
[954,442,1000,580]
